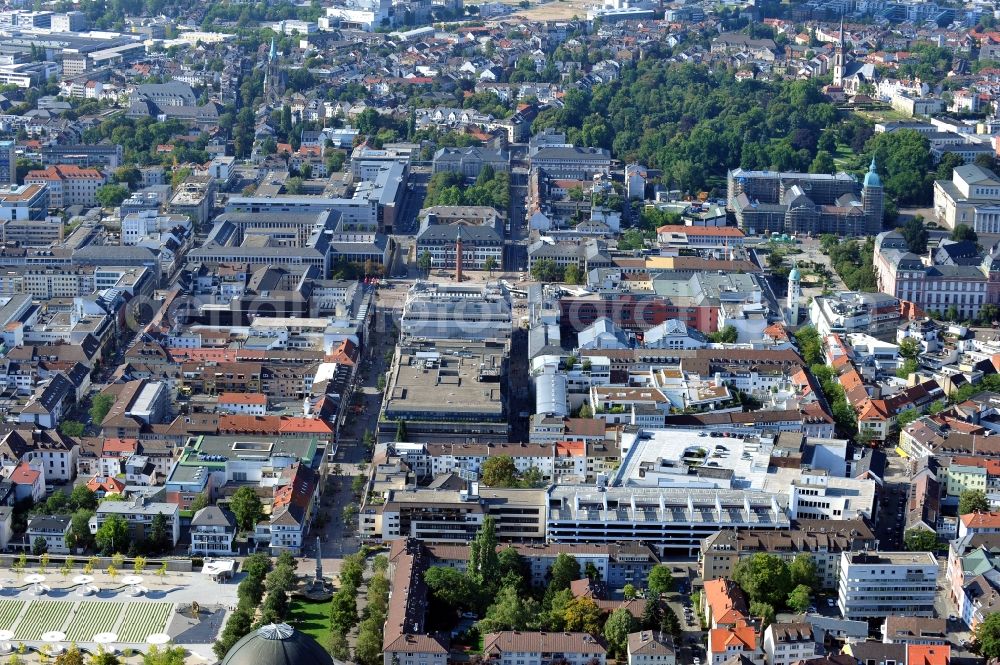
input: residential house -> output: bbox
[90,495,180,547]
[708,621,763,665]
[763,623,817,665]
[482,632,608,665]
[26,515,70,554]
[627,631,675,665]
[189,505,236,556]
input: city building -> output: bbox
[40,144,122,169]
[432,147,510,179]
[482,632,607,665]
[415,207,504,272]
[26,515,71,554]
[627,632,674,665]
[809,292,904,338]
[763,623,818,665]
[727,161,883,236]
[400,281,512,343]
[0,184,49,221]
[90,495,181,547]
[933,164,1000,232]
[837,552,938,619]
[24,165,106,208]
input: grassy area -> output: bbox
[287,596,332,641]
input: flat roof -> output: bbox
[385,344,505,419]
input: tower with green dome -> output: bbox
[863,157,884,233]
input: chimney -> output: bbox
[455,229,464,283]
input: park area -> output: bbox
[287,597,332,642]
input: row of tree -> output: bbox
[423,167,511,210]
[214,552,296,658]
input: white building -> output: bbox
[627,631,675,665]
[189,506,236,556]
[933,164,1000,233]
[26,515,71,554]
[763,623,818,665]
[837,552,937,619]
[217,392,267,416]
[90,496,181,547]
[121,210,191,245]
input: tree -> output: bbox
[661,605,682,638]
[477,585,539,633]
[141,645,186,665]
[328,632,350,661]
[750,601,776,627]
[618,229,645,251]
[789,554,818,590]
[424,566,477,610]
[530,258,564,282]
[904,528,939,552]
[563,597,603,634]
[418,250,432,275]
[112,166,142,189]
[808,150,835,174]
[898,337,921,361]
[89,394,115,425]
[88,648,120,665]
[32,537,47,555]
[732,553,792,607]
[498,546,528,591]
[395,419,407,442]
[786,584,812,613]
[148,513,168,553]
[229,486,263,532]
[484,257,498,275]
[67,509,94,551]
[468,517,500,591]
[564,264,581,285]
[952,223,979,244]
[481,455,519,488]
[133,556,146,574]
[975,611,1000,658]
[646,564,675,597]
[69,486,97,511]
[708,325,738,344]
[95,184,130,208]
[604,608,638,658]
[960,489,991,515]
[902,216,929,254]
[95,514,129,555]
[53,646,84,665]
[189,492,210,514]
[641,597,663,630]
[548,553,581,594]
[59,420,85,437]
[355,621,382,665]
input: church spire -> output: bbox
[269,36,277,62]
[839,12,844,49]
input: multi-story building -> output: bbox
[415,207,504,271]
[699,520,876,590]
[89,495,181,547]
[933,164,1000,233]
[874,230,1000,320]
[1,217,65,247]
[482,632,607,665]
[0,141,15,186]
[26,515,71,554]
[728,162,883,236]
[809,292,903,338]
[763,623,818,665]
[41,144,122,169]
[627,632,675,665]
[400,281,512,343]
[432,147,510,179]
[531,146,612,179]
[837,552,938,619]
[0,184,49,221]
[24,165,106,208]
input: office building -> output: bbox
[25,165,106,208]
[933,164,1000,233]
[400,281,512,343]
[41,144,122,169]
[837,552,938,619]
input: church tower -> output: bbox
[833,14,845,87]
[862,157,884,234]
[786,264,801,326]
[264,37,283,105]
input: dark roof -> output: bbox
[220,624,336,665]
[191,505,236,528]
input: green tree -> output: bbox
[484,256,498,275]
[960,489,991,515]
[189,492,210,514]
[952,223,979,244]
[88,648,121,665]
[808,150,835,174]
[54,645,84,665]
[69,486,97,511]
[623,583,637,599]
[786,584,812,613]
[468,516,500,591]
[95,184,130,208]
[32,537,47,555]
[750,601,776,627]
[548,553,581,593]
[481,455,519,487]
[395,420,407,442]
[733,553,792,607]
[89,394,115,425]
[59,420,85,437]
[789,554,818,590]
[904,528,939,552]
[530,258,564,282]
[794,326,823,366]
[604,608,638,658]
[418,250,432,275]
[898,337,921,360]
[618,229,645,250]
[564,264,581,285]
[94,514,129,555]
[902,216,929,254]
[229,486,263,532]
[148,513,168,553]
[141,645,186,665]
[641,597,663,630]
[708,325,738,343]
[424,566,477,610]
[498,546,528,591]
[354,621,382,665]
[66,509,94,551]
[975,611,1000,658]
[328,632,350,661]
[112,166,142,189]
[646,564,675,597]
[477,585,540,633]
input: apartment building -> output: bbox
[837,552,938,619]
[0,184,49,221]
[25,165,106,208]
[483,632,607,665]
[41,144,122,169]
[89,495,181,547]
[627,631,675,665]
[763,623,818,665]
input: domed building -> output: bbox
[220,623,339,665]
